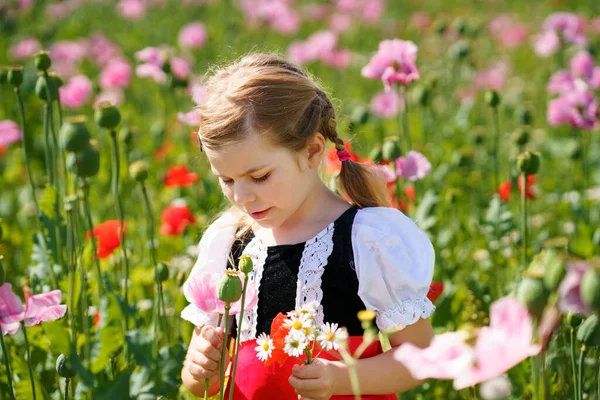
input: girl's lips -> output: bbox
[250,207,271,220]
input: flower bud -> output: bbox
[593,228,600,247]
[34,51,52,71]
[576,314,600,347]
[35,74,60,102]
[382,138,402,162]
[176,269,187,287]
[67,144,100,178]
[368,145,383,164]
[161,60,171,74]
[517,151,541,175]
[452,17,467,35]
[580,267,600,312]
[56,354,76,378]
[155,262,169,282]
[60,116,91,152]
[567,313,583,329]
[535,250,565,292]
[434,19,447,34]
[351,106,370,126]
[516,276,548,319]
[94,101,121,130]
[7,65,24,87]
[511,128,530,147]
[120,126,134,145]
[449,40,470,61]
[218,271,243,303]
[238,255,254,274]
[129,160,149,182]
[515,106,533,126]
[412,85,430,107]
[0,68,7,84]
[357,310,376,323]
[484,90,500,108]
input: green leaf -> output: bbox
[43,321,71,356]
[157,344,186,392]
[125,330,153,368]
[130,367,155,398]
[91,325,124,373]
[39,184,57,219]
[413,190,438,233]
[95,371,131,400]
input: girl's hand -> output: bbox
[184,325,230,381]
[288,358,339,400]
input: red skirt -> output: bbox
[224,336,398,400]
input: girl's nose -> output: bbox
[232,182,256,205]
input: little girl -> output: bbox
[181,53,435,400]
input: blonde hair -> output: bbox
[198,53,390,220]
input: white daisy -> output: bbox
[254,333,274,362]
[284,312,313,332]
[284,329,308,357]
[317,323,348,351]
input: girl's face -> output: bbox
[204,132,321,230]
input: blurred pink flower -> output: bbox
[117,0,146,20]
[269,7,301,35]
[410,12,431,32]
[170,56,191,79]
[533,30,560,58]
[371,163,396,184]
[99,58,132,90]
[474,61,509,91]
[178,22,208,50]
[9,37,41,60]
[0,283,67,335]
[370,90,401,118]
[542,12,587,45]
[301,4,330,21]
[181,272,259,324]
[488,15,529,49]
[547,90,598,130]
[94,89,125,107]
[89,32,122,67]
[239,0,300,35]
[288,31,350,69]
[49,40,89,77]
[362,39,419,89]
[329,13,352,33]
[136,63,167,83]
[45,1,74,21]
[177,110,200,126]
[189,81,207,105]
[0,120,23,148]
[591,17,600,34]
[59,75,93,110]
[558,261,593,315]
[135,46,168,66]
[548,51,600,94]
[360,0,384,24]
[395,151,431,181]
[322,49,351,69]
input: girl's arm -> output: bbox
[331,318,434,395]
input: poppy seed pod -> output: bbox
[35,73,60,102]
[67,144,100,178]
[129,160,149,182]
[156,262,169,282]
[218,271,243,303]
[368,145,384,164]
[95,101,121,130]
[56,354,76,378]
[515,106,533,126]
[238,255,254,274]
[516,276,548,320]
[449,40,470,61]
[576,314,600,347]
[7,65,24,87]
[511,128,530,147]
[60,116,91,152]
[580,267,600,312]
[567,313,583,329]
[538,250,565,292]
[517,151,541,175]
[452,17,467,35]
[484,90,501,108]
[382,138,402,162]
[413,85,430,107]
[434,19,447,35]
[34,51,52,71]
[351,106,370,126]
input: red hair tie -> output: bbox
[337,149,351,162]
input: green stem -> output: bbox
[228,274,249,400]
[570,328,578,400]
[521,173,528,272]
[597,348,599,400]
[109,131,130,331]
[66,207,77,346]
[64,378,70,400]
[531,354,539,400]
[219,305,230,400]
[578,345,586,400]
[0,329,16,400]
[339,348,360,400]
[400,86,412,151]
[492,107,500,194]
[43,103,54,186]
[22,324,37,400]
[81,181,104,301]
[580,131,589,222]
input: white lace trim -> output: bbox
[376,297,436,332]
[295,223,335,327]
[238,237,267,342]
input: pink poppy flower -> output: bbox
[395,151,431,181]
[117,0,146,20]
[135,46,167,66]
[362,39,420,89]
[370,90,401,119]
[9,37,41,60]
[1,283,67,335]
[533,30,560,58]
[49,40,89,78]
[170,56,191,80]
[178,22,208,50]
[181,272,259,325]
[177,110,200,126]
[410,12,431,32]
[329,13,352,33]
[547,90,598,130]
[189,81,207,105]
[360,0,384,24]
[94,89,125,108]
[269,7,301,35]
[371,163,396,184]
[488,15,529,49]
[542,12,587,45]
[558,261,593,315]
[99,58,132,90]
[474,61,509,91]
[136,63,167,83]
[59,75,93,110]
[89,32,122,67]
[0,120,22,148]
[548,51,600,94]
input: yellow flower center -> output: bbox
[325,332,335,341]
[292,320,303,330]
[262,342,270,351]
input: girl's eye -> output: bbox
[221,178,234,186]
[252,173,271,183]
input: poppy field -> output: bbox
[1,0,600,399]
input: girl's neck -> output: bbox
[255,182,351,246]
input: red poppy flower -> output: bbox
[164,165,199,187]
[427,282,444,302]
[160,204,196,235]
[265,312,291,368]
[94,311,101,329]
[153,140,174,161]
[87,220,126,259]
[390,184,415,212]
[498,181,512,202]
[0,146,6,156]
[325,142,360,174]
[518,174,537,200]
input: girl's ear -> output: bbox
[305,132,326,169]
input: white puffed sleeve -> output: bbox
[352,207,435,332]
[181,211,242,327]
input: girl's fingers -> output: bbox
[195,338,222,363]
